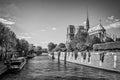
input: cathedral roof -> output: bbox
[88,23,106,33]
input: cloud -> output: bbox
[115,19,120,22]
[6,25,11,28]
[52,27,57,30]
[108,16,114,20]
[104,21,120,29]
[0,18,15,25]
[40,29,46,32]
[41,27,57,31]
[105,16,120,29]
[83,21,86,25]
[19,32,36,36]
[106,16,120,23]
[18,36,32,39]
[41,41,48,44]
[17,32,32,39]
[20,33,29,36]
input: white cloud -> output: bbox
[108,16,114,20]
[17,36,32,39]
[0,18,15,25]
[17,32,32,39]
[52,27,57,30]
[40,29,46,32]
[41,41,48,44]
[106,16,120,24]
[104,21,120,29]
[40,41,49,48]
[20,33,29,36]
[115,19,120,22]
[19,32,36,36]
[40,27,57,32]
[109,22,120,28]
[83,21,86,25]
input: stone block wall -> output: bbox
[54,51,120,72]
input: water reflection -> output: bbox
[1,56,120,80]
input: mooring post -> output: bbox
[52,52,55,60]
[58,51,60,63]
[64,51,67,64]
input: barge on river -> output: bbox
[27,54,35,59]
[8,57,26,71]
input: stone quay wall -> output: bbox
[54,51,120,72]
[0,62,7,75]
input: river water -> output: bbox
[1,55,120,80]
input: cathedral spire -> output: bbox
[86,7,90,31]
[99,18,102,25]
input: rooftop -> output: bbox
[88,23,106,33]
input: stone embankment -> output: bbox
[53,51,120,72]
[0,62,7,75]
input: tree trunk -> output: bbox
[52,52,55,60]
[58,51,60,63]
[64,51,67,64]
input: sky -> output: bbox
[0,0,120,48]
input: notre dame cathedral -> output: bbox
[66,9,110,44]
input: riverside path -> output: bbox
[0,53,120,80]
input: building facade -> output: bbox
[66,16,107,43]
[88,20,106,42]
[67,25,75,43]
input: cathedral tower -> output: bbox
[67,25,75,42]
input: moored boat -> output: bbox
[9,57,26,71]
[27,53,35,59]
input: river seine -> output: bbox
[1,55,120,80]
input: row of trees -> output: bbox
[0,22,38,62]
[47,28,119,53]
[67,28,120,51]
[48,42,67,53]
[47,32,101,53]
